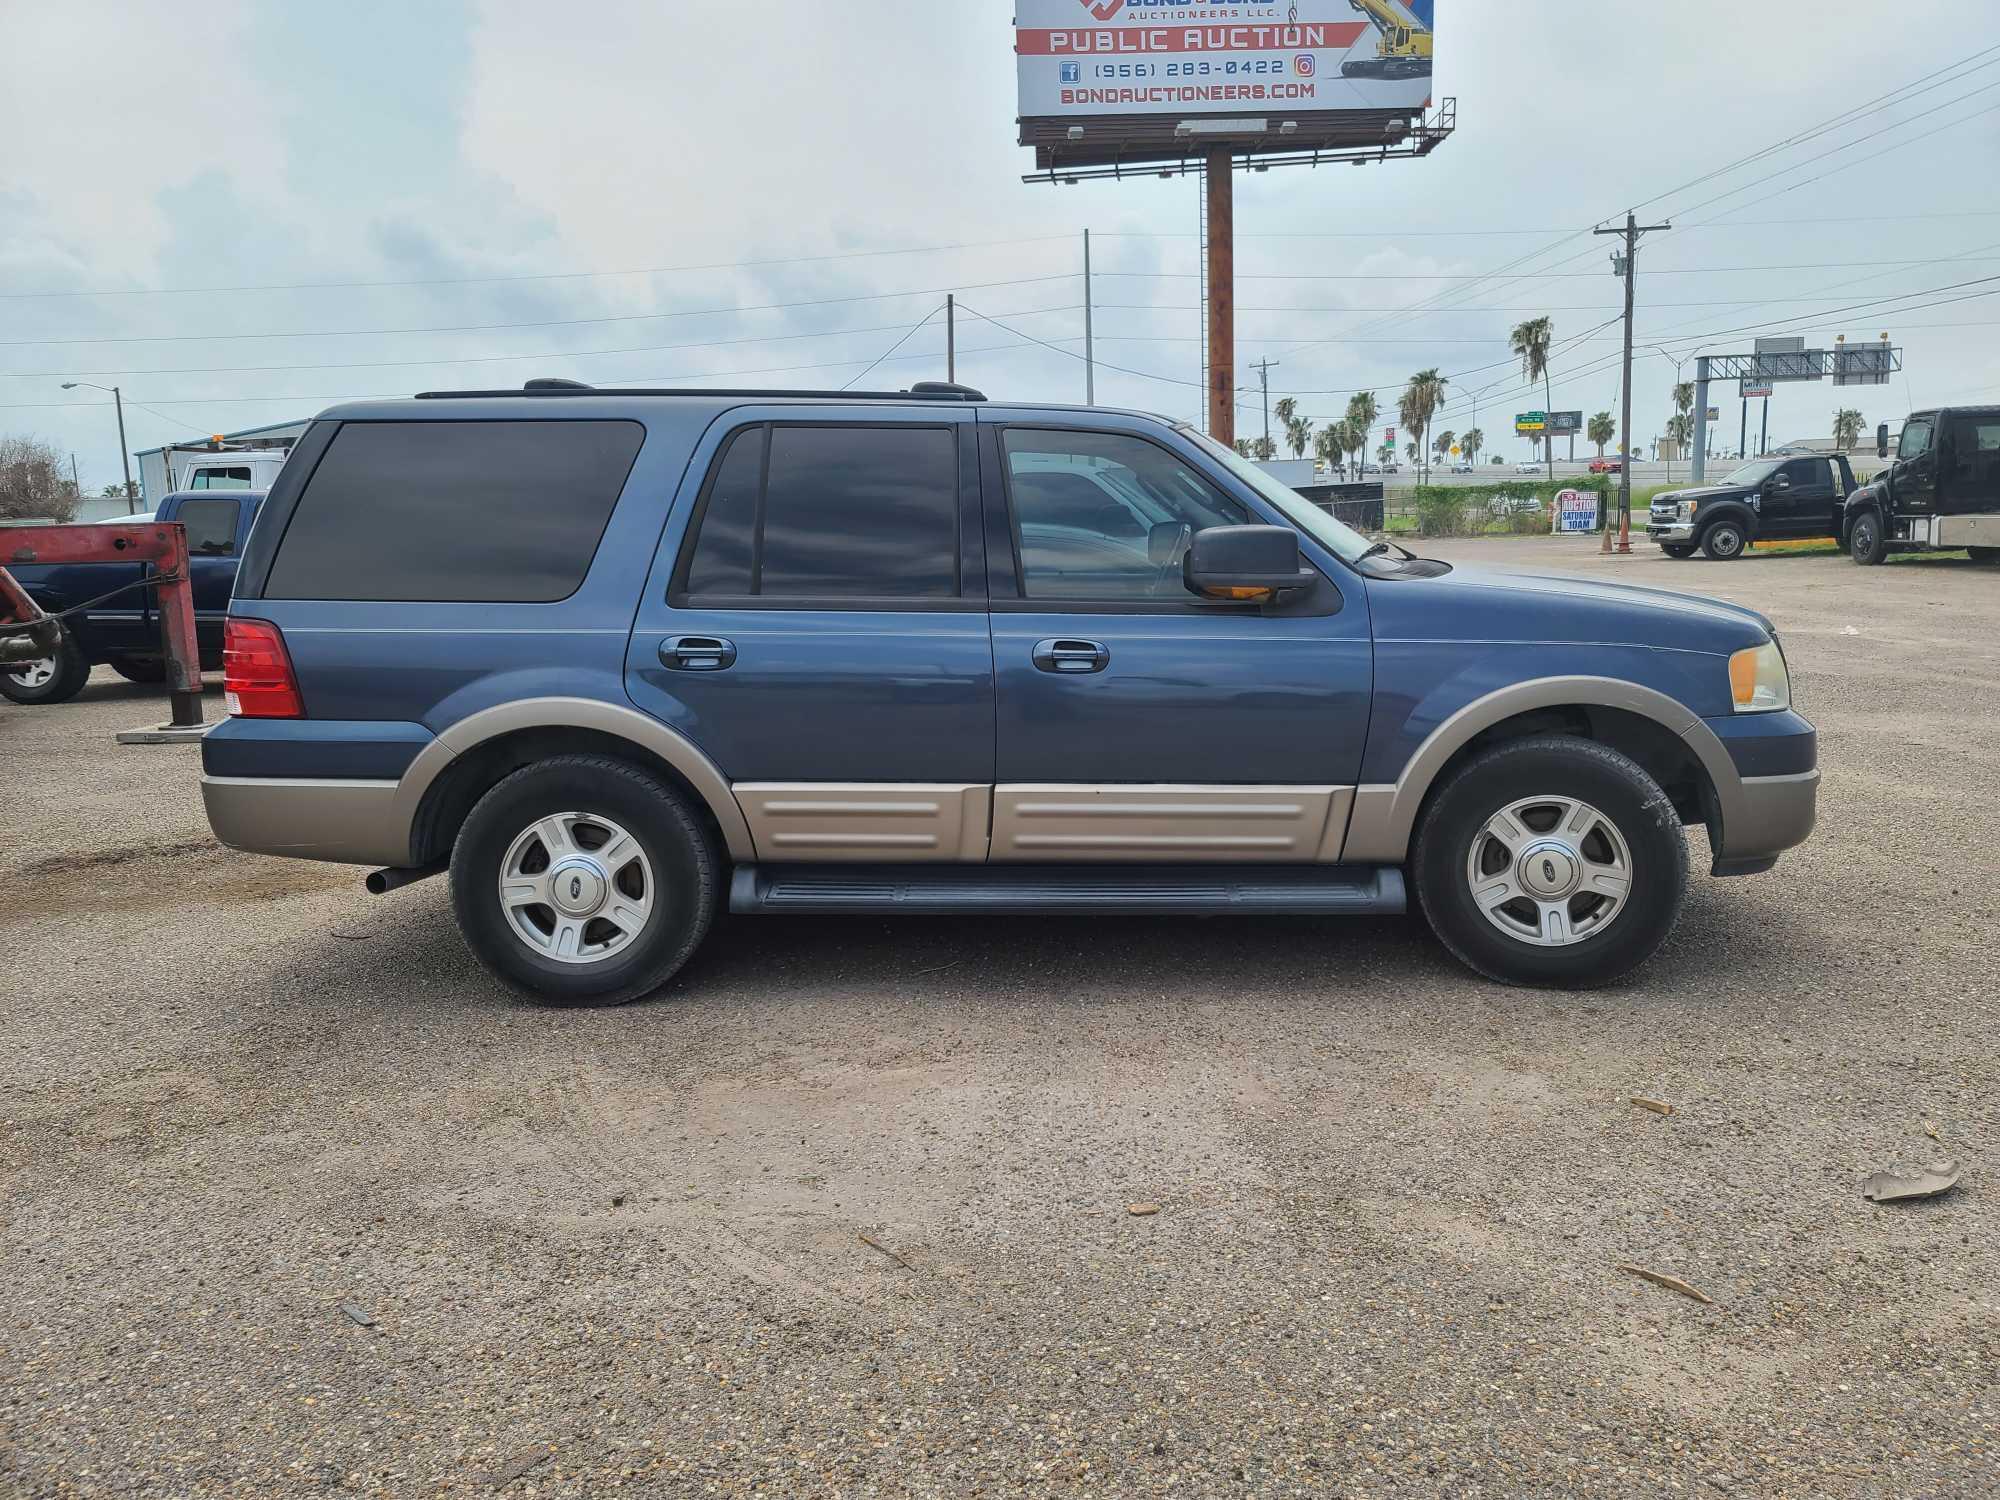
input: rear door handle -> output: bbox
[1032,638,1109,674]
[660,635,736,671]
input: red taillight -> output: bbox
[223,617,303,718]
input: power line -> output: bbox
[0,236,1075,301]
[3,301,1085,379]
[840,305,944,391]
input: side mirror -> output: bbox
[1769,475,1791,492]
[1183,525,1315,601]
[1877,423,1889,459]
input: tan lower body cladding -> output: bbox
[734,783,1354,863]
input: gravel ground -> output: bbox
[4,538,1998,1498]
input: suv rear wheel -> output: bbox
[1412,736,1688,988]
[0,627,91,705]
[449,754,718,1006]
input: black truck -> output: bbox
[1646,452,1858,561]
[1843,407,2000,565]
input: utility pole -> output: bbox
[946,295,955,383]
[1250,357,1279,457]
[61,380,137,510]
[1082,229,1095,405]
[1760,396,1769,457]
[1739,398,1747,463]
[1205,148,1235,447]
[1595,211,1670,552]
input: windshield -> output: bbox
[1719,458,1784,486]
[1176,424,1375,562]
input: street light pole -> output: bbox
[61,380,137,511]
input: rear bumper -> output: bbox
[201,775,412,866]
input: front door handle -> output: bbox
[660,635,736,671]
[1032,638,1109,674]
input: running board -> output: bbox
[728,863,1406,916]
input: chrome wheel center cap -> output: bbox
[546,858,608,917]
[1517,841,1580,898]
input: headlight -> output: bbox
[1728,639,1790,713]
[1676,500,1695,521]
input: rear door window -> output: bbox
[190,466,253,490]
[263,419,644,602]
[675,423,958,601]
[174,497,241,555]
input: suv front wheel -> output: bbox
[1412,737,1688,988]
[450,754,718,1006]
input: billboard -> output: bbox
[1545,410,1583,435]
[1752,335,1821,383]
[1833,341,1894,387]
[1740,381,1773,398]
[1016,0,1435,170]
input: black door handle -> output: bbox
[660,635,736,671]
[1033,638,1109,674]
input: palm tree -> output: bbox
[1833,407,1864,451]
[1432,428,1456,469]
[1509,317,1555,480]
[1346,391,1379,477]
[1319,418,1357,477]
[1665,412,1692,456]
[1377,439,1395,467]
[1587,410,1616,459]
[1281,407,1313,460]
[1251,434,1277,461]
[1461,427,1484,466]
[1399,368,1449,485]
[1273,396,1298,458]
[1233,437,1251,458]
[1403,440,1419,470]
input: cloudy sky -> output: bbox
[2,0,1994,491]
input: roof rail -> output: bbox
[413,379,988,402]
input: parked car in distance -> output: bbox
[1,489,264,705]
[1588,457,1623,475]
[1846,407,2000,565]
[1515,460,1543,474]
[201,380,1817,1003]
[1450,461,1474,474]
[1647,455,1856,561]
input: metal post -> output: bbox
[1205,147,1235,448]
[1740,399,1747,463]
[1692,357,1711,483]
[1250,356,1278,456]
[1082,229,1094,406]
[1595,212,1668,550]
[946,295,955,383]
[111,385,135,508]
[1760,396,1769,457]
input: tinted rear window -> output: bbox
[263,419,643,602]
[677,423,958,600]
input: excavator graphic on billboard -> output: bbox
[1342,0,1434,81]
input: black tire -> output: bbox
[1411,736,1689,989]
[0,626,91,705]
[1660,543,1697,559]
[108,655,167,684]
[449,754,719,1006]
[1849,508,1887,566]
[1968,546,1999,565]
[1700,518,1748,560]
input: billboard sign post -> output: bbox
[1016,1,1450,447]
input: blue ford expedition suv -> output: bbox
[202,381,1818,1003]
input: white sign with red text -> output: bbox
[1015,0,1434,119]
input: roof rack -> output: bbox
[413,378,988,402]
